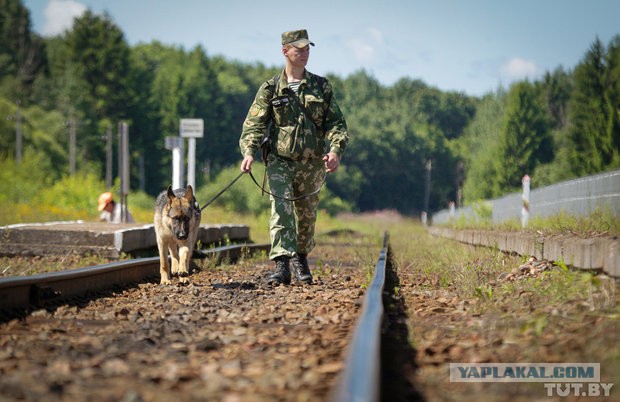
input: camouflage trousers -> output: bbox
[266,156,325,260]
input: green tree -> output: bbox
[459,90,506,202]
[566,37,616,176]
[0,0,46,100]
[64,10,133,172]
[543,67,572,130]
[496,81,551,193]
[67,11,131,119]
[604,34,620,169]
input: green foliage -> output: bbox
[0,151,157,225]
[196,166,270,216]
[34,170,104,213]
[496,81,552,193]
[0,151,53,204]
[0,153,101,224]
[66,10,132,120]
[566,37,620,176]
[0,0,46,99]
[460,91,506,201]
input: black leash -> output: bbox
[199,168,327,211]
[200,171,246,211]
[247,170,326,202]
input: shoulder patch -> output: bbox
[250,104,263,117]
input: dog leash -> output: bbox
[199,171,246,211]
[199,169,327,211]
[247,169,326,202]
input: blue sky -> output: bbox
[23,0,620,96]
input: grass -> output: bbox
[444,207,620,237]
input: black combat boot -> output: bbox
[292,253,312,284]
[267,256,291,285]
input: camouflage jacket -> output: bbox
[239,69,349,161]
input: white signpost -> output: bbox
[180,118,204,190]
[165,136,184,190]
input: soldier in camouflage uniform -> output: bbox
[239,29,349,285]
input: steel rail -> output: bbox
[1,232,391,400]
[0,243,269,315]
[331,231,389,402]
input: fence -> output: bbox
[432,169,620,225]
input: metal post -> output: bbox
[187,137,196,189]
[522,174,530,228]
[15,99,22,165]
[423,159,432,225]
[69,117,76,175]
[456,161,464,208]
[138,153,145,192]
[105,125,113,189]
[118,122,130,223]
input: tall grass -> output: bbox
[445,206,619,237]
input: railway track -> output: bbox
[0,231,391,402]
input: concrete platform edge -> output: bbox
[427,227,619,278]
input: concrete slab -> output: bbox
[0,221,250,258]
[428,227,619,278]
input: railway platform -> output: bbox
[0,221,250,258]
[428,227,620,278]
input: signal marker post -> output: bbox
[180,118,204,190]
[165,136,184,190]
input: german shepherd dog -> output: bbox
[154,185,201,285]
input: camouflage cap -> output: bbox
[281,29,315,48]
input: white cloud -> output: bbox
[42,0,87,36]
[500,57,540,81]
[366,27,384,45]
[346,27,385,63]
[347,39,375,62]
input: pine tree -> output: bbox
[496,81,551,193]
[566,37,610,175]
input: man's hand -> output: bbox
[240,155,254,172]
[323,152,340,173]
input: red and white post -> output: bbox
[521,174,530,228]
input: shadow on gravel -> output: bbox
[0,279,158,324]
[212,281,257,290]
[381,247,426,402]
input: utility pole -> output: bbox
[15,99,22,165]
[106,125,113,189]
[422,159,432,225]
[118,122,130,223]
[68,116,76,175]
[138,153,145,192]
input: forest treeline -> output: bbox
[1,0,619,215]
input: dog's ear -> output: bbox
[184,185,194,201]
[166,185,175,202]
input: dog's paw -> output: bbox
[160,278,172,285]
[179,276,190,284]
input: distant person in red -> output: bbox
[97,192,134,223]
